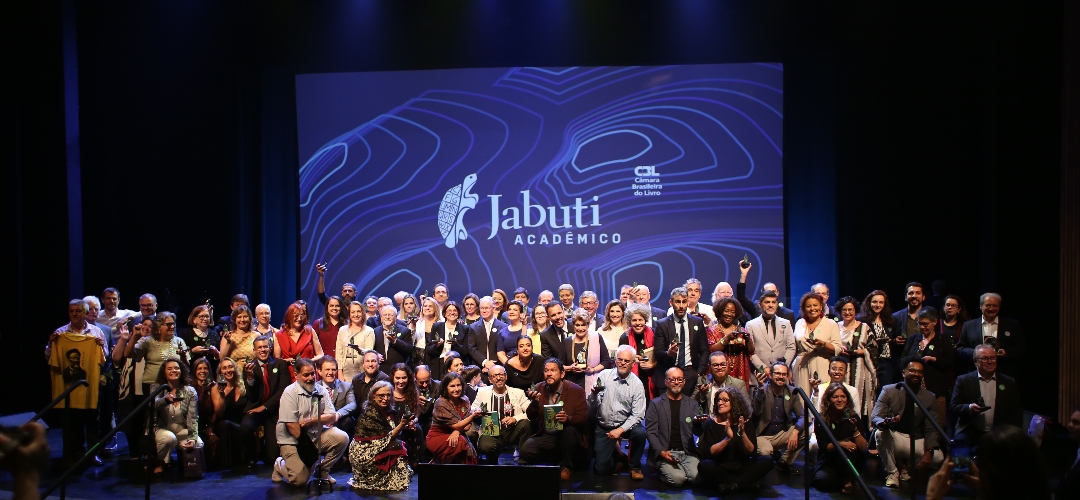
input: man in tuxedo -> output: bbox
[519,359,588,481]
[242,335,291,466]
[949,344,1022,447]
[466,297,508,378]
[956,293,1026,377]
[652,287,708,395]
[747,290,796,381]
[540,302,569,360]
[316,357,356,439]
[372,305,412,375]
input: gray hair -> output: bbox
[82,296,101,309]
[558,283,575,293]
[625,303,651,321]
[69,299,89,312]
[616,344,637,358]
[580,290,597,301]
[669,286,688,300]
[979,293,1002,306]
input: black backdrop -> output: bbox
[9,1,1063,417]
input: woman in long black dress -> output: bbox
[212,357,249,469]
[425,301,468,379]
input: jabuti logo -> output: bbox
[438,173,621,247]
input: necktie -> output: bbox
[261,362,270,401]
[769,317,776,341]
[326,383,334,404]
[677,319,686,367]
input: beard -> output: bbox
[300,380,316,393]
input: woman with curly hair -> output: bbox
[347,380,413,491]
[708,298,756,388]
[858,290,898,393]
[813,383,867,494]
[151,356,202,475]
[389,363,422,467]
[793,292,842,396]
[697,386,772,494]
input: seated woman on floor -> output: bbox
[347,380,413,491]
[425,372,481,464]
[152,357,203,476]
[697,386,772,494]
[813,383,867,494]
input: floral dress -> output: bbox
[348,405,412,491]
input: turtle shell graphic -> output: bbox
[438,173,479,248]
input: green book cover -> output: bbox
[481,413,500,437]
[544,402,564,431]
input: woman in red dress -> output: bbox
[312,295,344,360]
[274,301,325,380]
[425,372,480,464]
[707,298,756,388]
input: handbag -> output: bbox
[180,445,205,479]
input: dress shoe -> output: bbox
[560,467,573,481]
[630,469,644,480]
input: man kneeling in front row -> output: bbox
[274,358,349,488]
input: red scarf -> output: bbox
[626,326,656,397]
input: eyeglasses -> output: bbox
[615,358,635,365]
[490,373,507,378]
[164,322,176,328]
[373,393,391,399]
[918,321,934,327]
[196,314,211,319]
[975,357,998,363]
[710,362,729,368]
[666,377,685,383]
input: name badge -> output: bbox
[784,394,790,401]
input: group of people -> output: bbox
[44,267,1046,496]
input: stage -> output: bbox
[0,428,978,500]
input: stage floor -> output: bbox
[0,428,975,499]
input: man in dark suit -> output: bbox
[466,296,507,377]
[753,360,805,475]
[366,296,408,330]
[955,293,1026,377]
[539,302,569,361]
[216,293,250,332]
[872,359,943,488]
[351,350,390,413]
[950,344,1023,446]
[415,364,441,462]
[645,367,701,487]
[372,305,412,375]
[652,287,708,395]
[891,282,926,343]
[317,356,356,438]
[519,358,589,481]
[242,335,291,466]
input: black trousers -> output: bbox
[62,408,100,461]
[240,410,279,464]
[698,455,774,490]
[519,427,583,469]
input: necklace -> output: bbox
[156,338,177,362]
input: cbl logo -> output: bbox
[634,165,659,177]
[437,173,479,249]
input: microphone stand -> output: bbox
[306,390,330,495]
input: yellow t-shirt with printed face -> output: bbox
[48,333,105,409]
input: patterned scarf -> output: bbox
[353,405,407,471]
